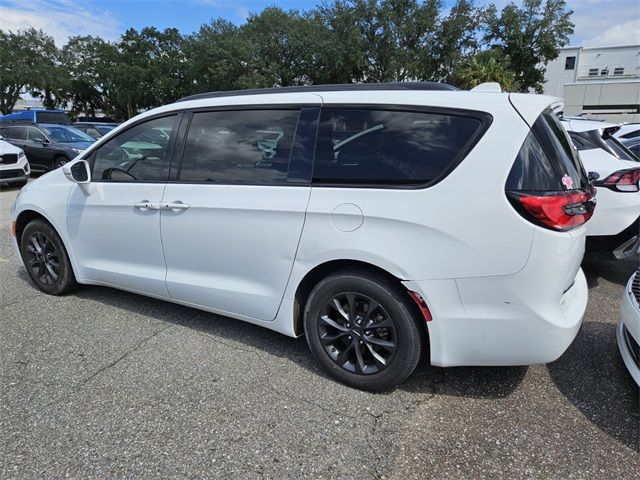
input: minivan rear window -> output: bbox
[507,109,589,192]
[313,109,487,185]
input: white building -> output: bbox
[543,45,640,122]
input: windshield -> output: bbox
[569,128,638,162]
[41,126,94,143]
[604,135,639,162]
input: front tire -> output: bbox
[304,270,424,391]
[20,220,78,295]
[54,157,68,169]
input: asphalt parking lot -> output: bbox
[0,182,638,479]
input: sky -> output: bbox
[0,0,638,47]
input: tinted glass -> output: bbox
[605,136,638,162]
[532,110,588,190]
[621,129,640,140]
[568,131,599,151]
[36,111,71,124]
[313,109,482,184]
[26,127,47,142]
[506,131,563,191]
[570,129,639,161]
[92,115,177,182]
[41,126,94,143]
[2,126,25,140]
[96,125,116,135]
[180,110,300,184]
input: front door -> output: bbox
[66,114,180,297]
[160,106,319,321]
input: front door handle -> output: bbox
[133,201,161,210]
[162,201,190,211]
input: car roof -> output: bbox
[177,82,458,102]
[560,116,620,133]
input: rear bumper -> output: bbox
[404,228,587,367]
[618,275,640,385]
[405,268,586,367]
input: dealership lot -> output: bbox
[0,184,638,478]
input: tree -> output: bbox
[456,49,519,91]
[0,29,63,114]
[60,36,111,116]
[426,0,481,82]
[483,0,574,92]
[242,7,325,87]
[186,19,264,93]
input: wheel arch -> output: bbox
[15,209,51,245]
[291,259,429,339]
[14,208,80,277]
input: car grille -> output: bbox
[0,168,24,179]
[632,269,640,305]
[0,153,18,165]
[623,325,640,369]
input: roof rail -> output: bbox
[177,82,458,102]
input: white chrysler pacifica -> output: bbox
[10,83,595,390]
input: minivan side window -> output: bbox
[313,109,484,185]
[92,115,177,182]
[179,109,300,184]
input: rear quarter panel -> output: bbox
[285,92,537,297]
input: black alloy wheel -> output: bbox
[24,231,60,286]
[304,270,424,391]
[20,219,78,295]
[318,292,397,375]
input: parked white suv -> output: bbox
[0,136,30,187]
[561,117,640,258]
[10,83,595,390]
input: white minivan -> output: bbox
[10,83,595,390]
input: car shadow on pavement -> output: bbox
[62,278,527,400]
[547,320,639,451]
[582,256,638,288]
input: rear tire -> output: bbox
[20,220,78,295]
[304,269,424,391]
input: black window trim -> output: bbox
[87,111,183,184]
[310,103,493,190]
[171,103,320,187]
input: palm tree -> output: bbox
[457,50,519,92]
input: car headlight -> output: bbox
[18,151,26,160]
[71,148,85,155]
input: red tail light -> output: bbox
[596,168,640,192]
[509,190,596,231]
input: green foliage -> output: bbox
[457,49,519,91]
[483,0,574,92]
[0,0,575,120]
